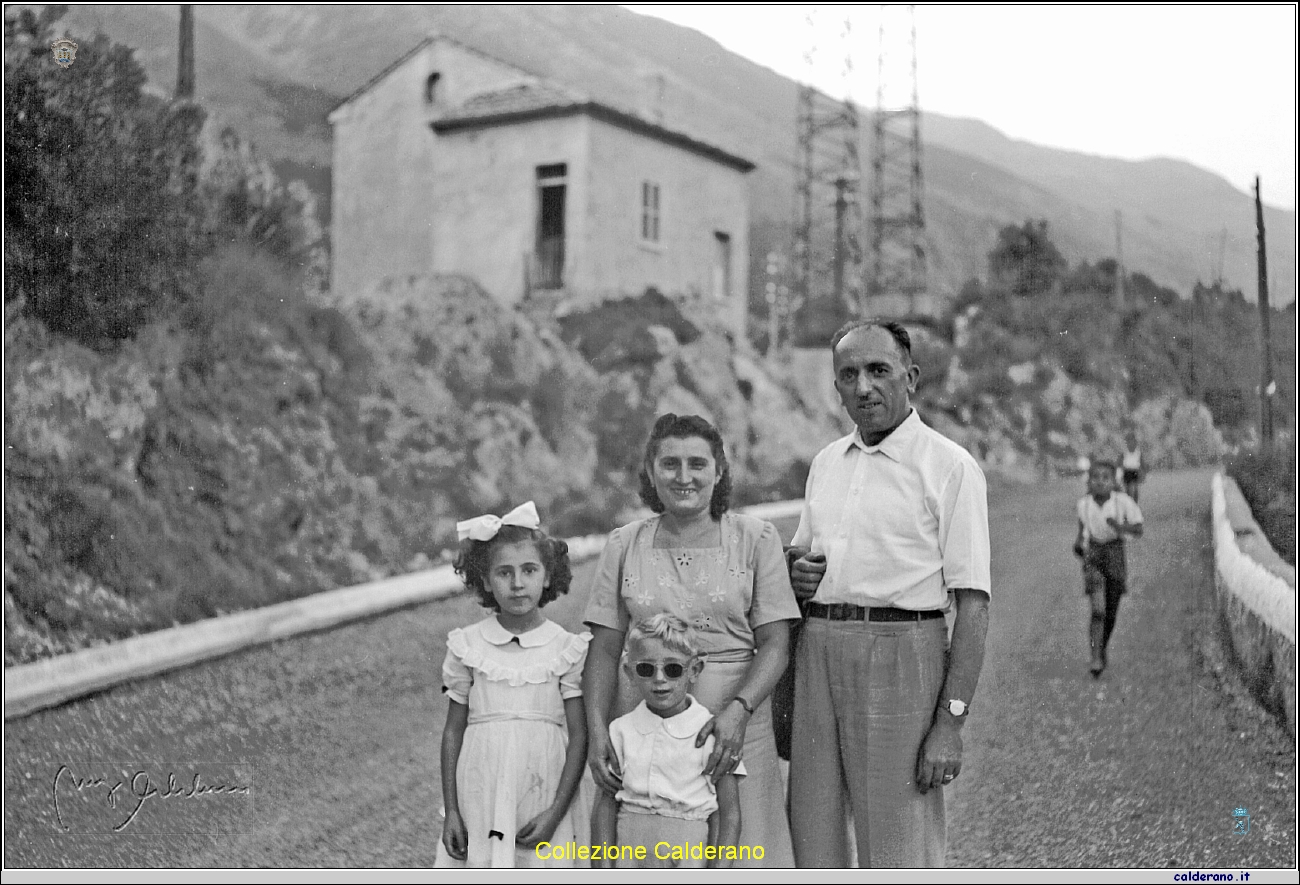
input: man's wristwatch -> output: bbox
[732,696,754,715]
[940,698,969,718]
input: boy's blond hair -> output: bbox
[625,612,699,660]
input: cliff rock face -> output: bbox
[3,270,835,664]
[934,354,1225,477]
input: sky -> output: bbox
[623,4,1298,212]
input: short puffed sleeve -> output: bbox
[440,627,473,705]
[745,519,802,629]
[582,526,632,633]
[558,631,592,700]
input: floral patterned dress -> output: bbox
[583,512,800,867]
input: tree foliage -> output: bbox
[988,219,1067,297]
[4,6,206,346]
[201,126,329,290]
[951,218,1296,437]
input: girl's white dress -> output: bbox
[435,616,591,868]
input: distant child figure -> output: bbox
[1120,431,1144,502]
[1073,462,1144,678]
[591,613,742,869]
[436,501,591,868]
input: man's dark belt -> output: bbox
[805,602,945,622]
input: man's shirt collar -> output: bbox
[845,408,919,462]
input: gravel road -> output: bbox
[5,468,1295,869]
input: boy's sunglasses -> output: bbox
[633,661,687,679]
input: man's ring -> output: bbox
[941,774,954,782]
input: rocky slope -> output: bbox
[3,257,837,665]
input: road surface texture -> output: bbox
[5,468,1295,868]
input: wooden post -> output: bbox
[176,6,195,100]
[1254,176,1275,444]
[1114,209,1125,309]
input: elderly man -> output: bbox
[786,319,991,868]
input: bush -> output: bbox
[4,8,206,347]
[1227,442,1297,565]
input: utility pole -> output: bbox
[1113,209,1125,308]
[867,4,927,318]
[1254,176,1275,444]
[1215,227,1227,286]
[176,5,195,100]
[793,9,864,323]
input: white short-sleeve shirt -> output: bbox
[1076,492,1143,545]
[790,409,992,609]
[609,696,744,821]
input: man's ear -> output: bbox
[907,363,921,392]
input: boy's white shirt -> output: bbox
[608,695,745,821]
[1077,491,1143,545]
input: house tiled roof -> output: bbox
[331,34,755,173]
[440,82,586,120]
[433,82,755,173]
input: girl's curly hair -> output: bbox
[452,525,573,612]
[637,413,731,520]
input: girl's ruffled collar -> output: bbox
[480,616,563,648]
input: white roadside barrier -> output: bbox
[4,501,804,720]
[1210,472,1296,737]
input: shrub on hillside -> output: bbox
[4,7,206,347]
[1227,443,1297,565]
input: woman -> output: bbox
[581,413,798,866]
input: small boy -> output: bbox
[1073,459,1144,677]
[591,613,742,869]
[1120,431,1144,502]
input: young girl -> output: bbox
[436,501,591,868]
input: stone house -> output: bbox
[328,35,755,335]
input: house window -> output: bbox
[534,164,567,289]
[713,232,732,299]
[641,181,660,243]
[424,72,441,105]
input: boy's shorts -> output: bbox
[1083,540,1127,596]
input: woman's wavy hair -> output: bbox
[452,525,573,612]
[637,413,731,520]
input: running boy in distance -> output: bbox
[1073,460,1143,678]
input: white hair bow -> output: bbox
[456,501,541,542]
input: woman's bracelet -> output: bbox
[732,695,754,715]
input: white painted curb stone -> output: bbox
[5,502,805,719]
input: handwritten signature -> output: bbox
[53,765,251,833]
